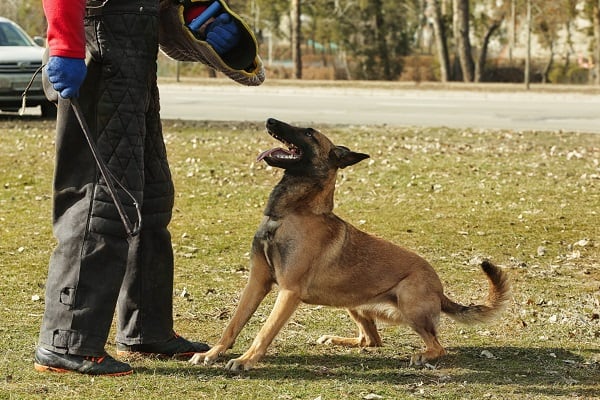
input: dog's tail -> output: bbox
[441,260,510,324]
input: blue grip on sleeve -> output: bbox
[188,2,222,31]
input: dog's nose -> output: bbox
[266,118,278,127]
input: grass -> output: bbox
[0,116,598,399]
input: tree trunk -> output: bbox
[291,0,302,79]
[475,18,502,82]
[563,21,573,77]
[525,0,531,89]
[594,0,600,85]
[373,0,392,80]
[541,44,555,84]
[509,0,515,64]
[453,0,474,82]
[427,0,450,82]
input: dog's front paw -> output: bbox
[224,357,256,372]
[189,352,209,365]
[189,345,225,366]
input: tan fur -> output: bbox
[189,119,510,371]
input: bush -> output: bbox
[547,64,591,84]
[398,55,437,82]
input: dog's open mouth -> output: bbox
[256,132,303,162]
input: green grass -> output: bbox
[0,117,598,399]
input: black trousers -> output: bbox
[39,0,176,356]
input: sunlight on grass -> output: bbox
[0,118,598,399]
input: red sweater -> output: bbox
[42,0,209,59]
[43,0,86,59]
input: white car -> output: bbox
[0,17,55,117]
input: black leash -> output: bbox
[21,63,141,237]
[70,98,142,237]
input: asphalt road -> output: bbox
[158,82,600,133]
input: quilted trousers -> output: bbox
[39,0,176,357]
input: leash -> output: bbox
[70,98,142,237]
[19,65,43,116]
[21,59,141,237]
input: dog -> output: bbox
[190,118,510,371]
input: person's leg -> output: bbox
[116,88,209,357]
[35,8,157,375]
[35,87,134,375]
[37,54,134,359]
[104,8,208,358]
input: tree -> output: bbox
[454,0,475,82]
[333,0,413,80]
[291,0,302,78]
[0,0,46,37]
[584,0,600,84]
[532,0,578,83]
[473,1,508,82]
[245,0,588,84]
[474,11,504,82]
[426,0,451,82]
[373,0,392,79]
[594,0,600,84]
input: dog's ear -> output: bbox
[331,146,370,169]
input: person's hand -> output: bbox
[46,56,87,99]
[205,13,240,55]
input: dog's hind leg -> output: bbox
[225,288,301,371]
[406,314,447,366]
[316,309,382,347]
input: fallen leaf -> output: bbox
[364,394,384,400]
[481,350,495,359]
[563,376,579,385]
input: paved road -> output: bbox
[158,82,600,133]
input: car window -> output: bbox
[0,22,34,46]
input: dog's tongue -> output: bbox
[256,147,286,162]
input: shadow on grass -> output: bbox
[137,346,599,398]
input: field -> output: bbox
[0,116,598,399]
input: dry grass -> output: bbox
[0,116,598,399]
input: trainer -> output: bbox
[34,0,241,376]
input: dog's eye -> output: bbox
[305,129,315,138]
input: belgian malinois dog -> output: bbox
[190,118,510,371]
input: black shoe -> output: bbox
[34,347,133,376]
[116,333,210,359]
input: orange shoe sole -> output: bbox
[34,363,69,373]
[34,362,134,377]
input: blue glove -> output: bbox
[46,56,87,99]
[205,13,240,55]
